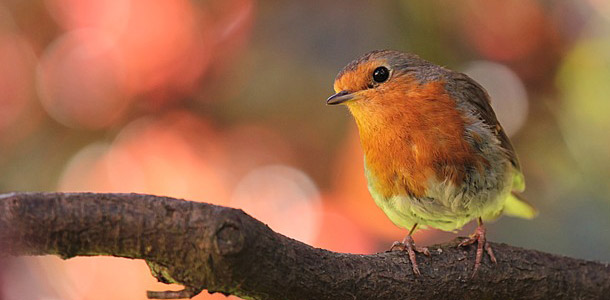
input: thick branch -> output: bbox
[0,192,608,299]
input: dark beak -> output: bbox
[326,90,355,105]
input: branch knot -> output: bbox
[214,220,244,256]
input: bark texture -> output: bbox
[0,192,608,300]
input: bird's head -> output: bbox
[327,50,438,109]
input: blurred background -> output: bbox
[1,0,609,299]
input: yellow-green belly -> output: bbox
[364,161,512,232]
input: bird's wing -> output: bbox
[450,73,536,219]
[449,73,521,173]
[449,72,527,194]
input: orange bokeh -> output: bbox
[311,198,374,254]
[117,0,211,99]
[206,0,254,67]
[0,32,35,130]
[44,0,130,35]
[44,0,212,98]
[37,0,254,129]
[459,0,549,62]
[60,110,230,204]
[0,10,39,148]
[36,29,128,129]
[33,256,181,300]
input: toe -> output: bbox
[389,241,405,252]
[458,237,476,247]
[417,246,431,256]
[485,242,497,264]
[412,264,421,276]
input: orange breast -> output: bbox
[348,78,481,198]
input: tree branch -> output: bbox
[0,192,608,299]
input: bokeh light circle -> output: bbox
[44,0,131,35]
[60,112,231,203]
[586,0,610,20]
[59,142,112,191]
[463,60,529,137]
[556,39,610,169]
[230,165,321,244]
[116,0,211,97]
[36,29,128,129]
[459,0,546,61]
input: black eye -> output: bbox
[372,66,389,83]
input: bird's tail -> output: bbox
[503,192,537,219]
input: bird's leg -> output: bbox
[389,223,430,275]
[458,217,497,277]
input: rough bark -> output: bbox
[0,192,608,300]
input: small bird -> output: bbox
[327,50,536,276]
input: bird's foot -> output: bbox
[389,235,430,275]
[458,224,497,277]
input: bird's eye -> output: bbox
[372,66,390,83]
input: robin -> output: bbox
[327,50,536,276]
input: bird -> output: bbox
[326,50,536,276]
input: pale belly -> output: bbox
[364,163,513,232]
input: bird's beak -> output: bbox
[326,90,358,105]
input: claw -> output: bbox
[390,240,406,252]
[485,242,497,264]
[390,231,429,275]
[457,218,496,277]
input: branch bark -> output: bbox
[0,192,608,300]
